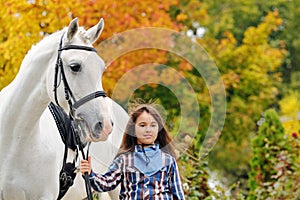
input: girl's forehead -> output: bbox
[136,111,157,123]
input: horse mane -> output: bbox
[30,24,91,52]
[27,29,64,55]
[22,25,91,69]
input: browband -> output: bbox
[58,45,97,52]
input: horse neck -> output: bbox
[1,31,63,138]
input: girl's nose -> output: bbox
[145,125,151,132]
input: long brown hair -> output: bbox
[116,103,175,157]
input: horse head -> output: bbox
[47,18,113,144]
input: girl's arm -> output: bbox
[169,158,185,200]
[81,156,123,192]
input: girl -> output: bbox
[80,103,185,199]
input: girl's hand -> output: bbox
[80,156,92,175]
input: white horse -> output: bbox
[40,99,128,200]
[0,18,128,200]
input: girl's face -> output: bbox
[135,111,159,145]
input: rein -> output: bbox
[53,33,106,200]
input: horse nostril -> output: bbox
[94,121,103,133]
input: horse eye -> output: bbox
[69,63,81,72]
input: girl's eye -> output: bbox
[69,63,81,72]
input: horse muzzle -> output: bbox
[75,114,113,143]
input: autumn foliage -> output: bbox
[0,0,187,92]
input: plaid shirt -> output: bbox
[89,145,185,200]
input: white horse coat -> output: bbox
[0,18,128,200]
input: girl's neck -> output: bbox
[138,143,155,148]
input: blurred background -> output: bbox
[1,0,299,199]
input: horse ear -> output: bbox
[86,18,104,44]
[67,18,79,42]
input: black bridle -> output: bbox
[53,33,106,200]
[54,34,107,117]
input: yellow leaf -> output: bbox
[176,13,188,21]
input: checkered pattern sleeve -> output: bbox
[89,156,123,192]
[169,157,185,199]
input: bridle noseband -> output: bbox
[53,33,106,200]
